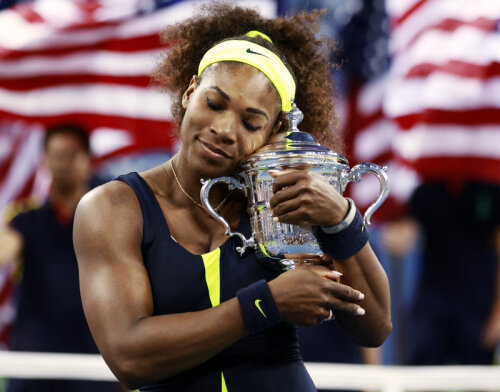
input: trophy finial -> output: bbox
[287,99,304,132]
[284,99,317,142]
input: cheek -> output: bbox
[180,108,204,139]
[239,132,269,158]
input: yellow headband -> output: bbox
[245,30,273,43]
[198,39,296,112]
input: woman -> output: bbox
[74,4,391,391]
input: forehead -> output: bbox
[200,63,281,108]
[45,132,88,152]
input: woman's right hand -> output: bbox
[268,265,365,326]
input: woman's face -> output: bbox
[179,63,282,177]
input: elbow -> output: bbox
[362,317,393,348]
[104,348,154,390]
[106,348,178,389]
[109,357,146,390]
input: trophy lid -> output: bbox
[242,101,348,167]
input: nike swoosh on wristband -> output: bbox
[246,48,270,58]
[254,299,267,318]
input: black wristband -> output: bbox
[237,279,281,335]
[313,208,369,260]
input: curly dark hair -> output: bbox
[152,2,340,149]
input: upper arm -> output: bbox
[73,181,153,360]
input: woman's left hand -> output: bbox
[269,169,348,227]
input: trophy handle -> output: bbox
[200,177,255,255]
[346,163,390,226]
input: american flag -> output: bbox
[347,0,500,220]
[0,0,277,348]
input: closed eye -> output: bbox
[243,121,261,131]
[206,97,222,111]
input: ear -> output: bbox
[272,121,282,135]
[271,117,283,136]
[181,75,199,109]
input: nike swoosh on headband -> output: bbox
[246,48,270,58]
[255,299,267,318]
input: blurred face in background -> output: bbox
[44,132,91,192]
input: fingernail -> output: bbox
[272,216,279,222]
[328,270,343,278]
[358,292,365,300]
[356,307,365,316]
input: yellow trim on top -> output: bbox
[201,249,229,390]
[201,247,221,307]
[222,372,228,392]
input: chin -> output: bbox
[201,165,236,180]
[190,157,236,178]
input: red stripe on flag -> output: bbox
[0,109,172,131]
[0,111,176,156]
[397,156,500,183]
[391,0,427,30]
[350,108,385,134]
[12,171,37,202]
[394,108,500,130]
[14,2,44,23]
[400,17,500,54]
[0,74,152,90]
[0,279,13,304]
[0,132,29,185]
[429,16,498,33]
[405,60,500,79]
[0,34,165,60]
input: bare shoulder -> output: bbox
[77,180,142,222]
[74,180,143,262]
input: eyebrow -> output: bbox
[246,107,269,121]
[209,85,270,121]
[209,86,230,101]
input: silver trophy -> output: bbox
[201,102,389,271]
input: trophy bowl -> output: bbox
[200,105,389,271]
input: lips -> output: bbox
[198,139,232,159]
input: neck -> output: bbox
[168,155,233,211]
[50,181,88,217]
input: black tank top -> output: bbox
[116,172,316,392]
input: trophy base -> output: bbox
[254,245,324,273]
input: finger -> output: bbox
[268,169,286,177]
[269,183,304,208]
[316,308,335,324]
[271,193,303,215]
[269,170,304,193]
[268,168,302,178]
[305,266,343,281]
[328,296,366,316]
[273,208,314,227]
[328,281,365,302]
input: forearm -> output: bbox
[333,242,392,347]
[102,297,248,389]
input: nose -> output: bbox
[211,112,237,144]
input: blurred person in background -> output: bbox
[0,124,122,392]
[398,182,500,365]
[375,0,500,366]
